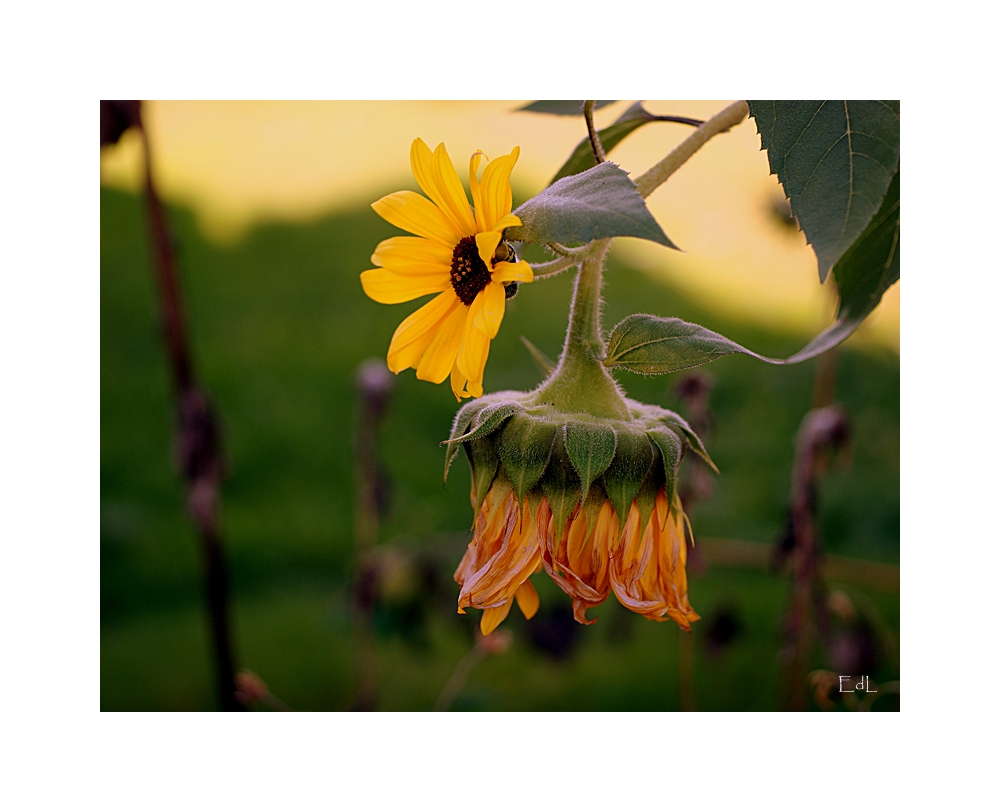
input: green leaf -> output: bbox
[646,427,682,507]
[517,100,616,116]
[602,428,654,525]
[786,170,900,360]
[505,163,678,249]
[443,400,523,444]
[604,314,780,373]
[550,102,702,184]
[748,100,899,281]
[564,423,617,502]
[498,416,558,501]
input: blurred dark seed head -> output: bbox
[356,358,394,418]
[100,100,141,147]
[674,371,714,405]
[526,602,579,660]
[704,603,744,655]
[504,281,519,300]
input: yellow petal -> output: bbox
[469,151,487,232]
[372,191,463,247]
[409,139,476,239]
[386,290,459,373]
[492,259,534,284]
[515,579,540,620]
[491,213,521,232]
[456,316,489,396]
[433,143,477,236]
[472,280,506,339]
[450,364,467,401]
[481,599,513,636]
[415,300,468,384]
[479,148,519,231]
[360,268,449,304]
[372,235,453,269]
[475,231,502,269]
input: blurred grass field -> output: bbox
[100,185,899,711]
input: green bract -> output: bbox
[443,391,715,535]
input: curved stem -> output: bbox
[529,254,580,279]
[634,100,749,199]
[583,100,606,164]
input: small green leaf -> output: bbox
[784,170,900,361]
[602,429,654,526]
[520,335,555,375]
[516,100,616,116]
[550,102,702,184]
[564,423,617,503]
[498,416,558,501]
[540,433,582,536]
[604,314,777,373]
[646,427,682,507]
[504,163,678,249]
[748,100,899,281]
[444,401,523,444]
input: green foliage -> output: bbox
[505,163,678,249]
[787,171,901,361]
[549,102,702,184]
[605,314,774,373]
[748,100,900,282]
[517,100,616,116]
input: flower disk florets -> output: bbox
[450,236,493,306]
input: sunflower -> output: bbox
[361,139,534,400]
[456,481,699,636]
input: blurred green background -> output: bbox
[101,173,899,710]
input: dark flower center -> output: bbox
[450,236,493,306]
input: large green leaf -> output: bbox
[748,100,899,281]
[550,102,703,184]
[516,100,616,116]
[784,170,900,361]
[504,163,678,249]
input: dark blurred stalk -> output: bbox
[351,360,393,711]
[127,101,242,711]
[778,406,849,711]
[674,372,716,712]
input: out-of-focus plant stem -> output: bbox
[779,407,849,710]
[351,360,393,710]
[136,102,242,711]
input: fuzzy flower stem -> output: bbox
[634,100,749,199]
[532,239,630,420]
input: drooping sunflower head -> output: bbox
[361,139,533,400]
[444,392,715,634]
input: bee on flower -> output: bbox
[361,139,533,400]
